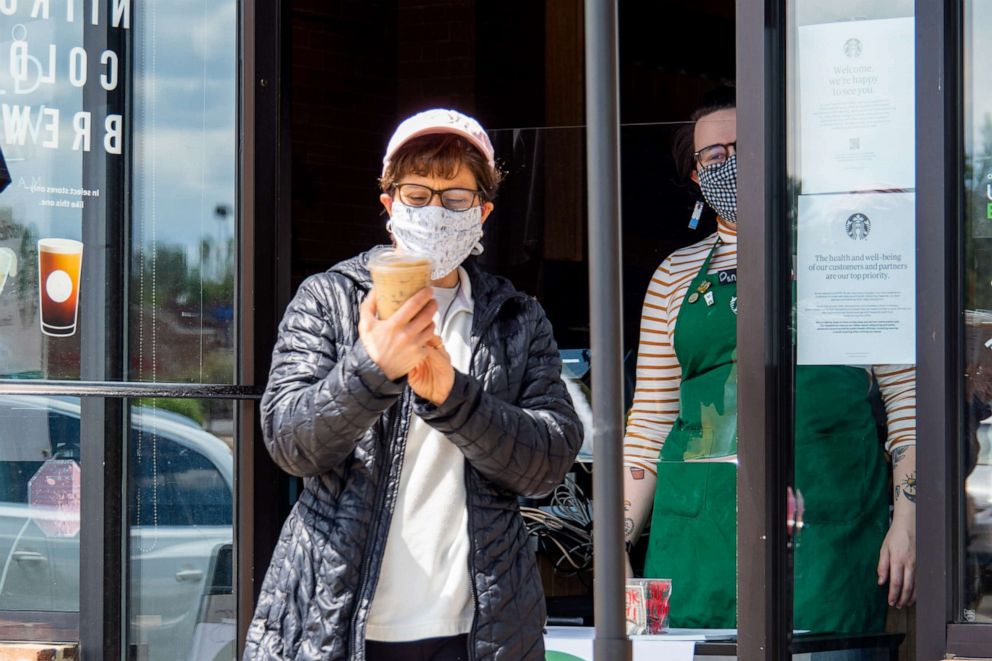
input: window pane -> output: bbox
[787,0,916,637]
[0,395,82,613]
[961,0,992,624]
[618,119,741,631]
[127,398,234,661]
[0,7,108,380]
[128,0,238,384]
[0,0,238,384]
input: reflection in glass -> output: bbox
[129,0,238,384]
[0,6,88,379]
[0,395,82,612]
[788,0,917,637]
[127,398,235,661]
[961,0,992,624]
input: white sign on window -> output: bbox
[797,192,916,365]
[798,17,915,194]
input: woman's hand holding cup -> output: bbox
[359,288,438,381]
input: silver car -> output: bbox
[0,395,235,661]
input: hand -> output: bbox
[408,335,455,405]
[877,513,916,608]
[358,289,437,381]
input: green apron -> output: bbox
[642,240,889,633]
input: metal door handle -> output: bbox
[174,568,203,582]
[12,551,47,564]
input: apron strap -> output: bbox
[688,237,722,291]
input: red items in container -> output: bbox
[625,578,672,634]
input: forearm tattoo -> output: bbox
[624,499,634,539]
[891,445,909,466]
[895,471,917,504]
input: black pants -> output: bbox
[365,634,469,661]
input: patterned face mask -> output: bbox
[698,153,738,222]
[387,202,484,280]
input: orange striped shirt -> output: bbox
[622,220,917,475]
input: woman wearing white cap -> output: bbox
[244,109,582,661]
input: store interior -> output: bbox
[284,0,735,623]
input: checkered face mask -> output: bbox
[698,153,738,222]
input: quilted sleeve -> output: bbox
[414,302,582,498]
[260,275,405,477]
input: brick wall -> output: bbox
[395,0,476,116]
[290,0,400,288]
[290,0,490,289]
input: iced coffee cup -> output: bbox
[367,248,433,320]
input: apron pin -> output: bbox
[704,291,715,306]
[688,292,700,304]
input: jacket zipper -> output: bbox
[349,389,414,661]
[463,293,523,661]
[350,288,526,661]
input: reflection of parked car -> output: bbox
[0,395,234,661]
[967,419,992,619]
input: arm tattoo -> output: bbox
[891,445,909,466]
[629,467,646,480]
[900,472,917,503]
[623,500,634,539]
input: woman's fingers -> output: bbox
[877,548,890,587]
[897,557,916,608]
[359,290,377,327]
[408,298,439,333]
[390,288,435,326]
[883,549,915,608]
[887,565,903,607]
[415,326,440,348]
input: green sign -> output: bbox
[546,653,588,661]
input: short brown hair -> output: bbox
[379,133,503,200]
[672,85,736,182]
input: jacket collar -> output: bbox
[446,266,474,320]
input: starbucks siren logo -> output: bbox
[845,212,871,240]
[844,37,863,58]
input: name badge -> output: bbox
[718,269,737,285]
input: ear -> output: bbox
[480,201,494,224]
[690,169,700,186]
[380,193,393,216]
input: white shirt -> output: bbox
[366,267,475,641]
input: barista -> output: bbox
[621,89,917,632]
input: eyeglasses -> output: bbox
[694,141,737,168]
[394,183,482,212]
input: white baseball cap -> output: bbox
[382,108,496,176]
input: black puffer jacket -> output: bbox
[244,250,582,661]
